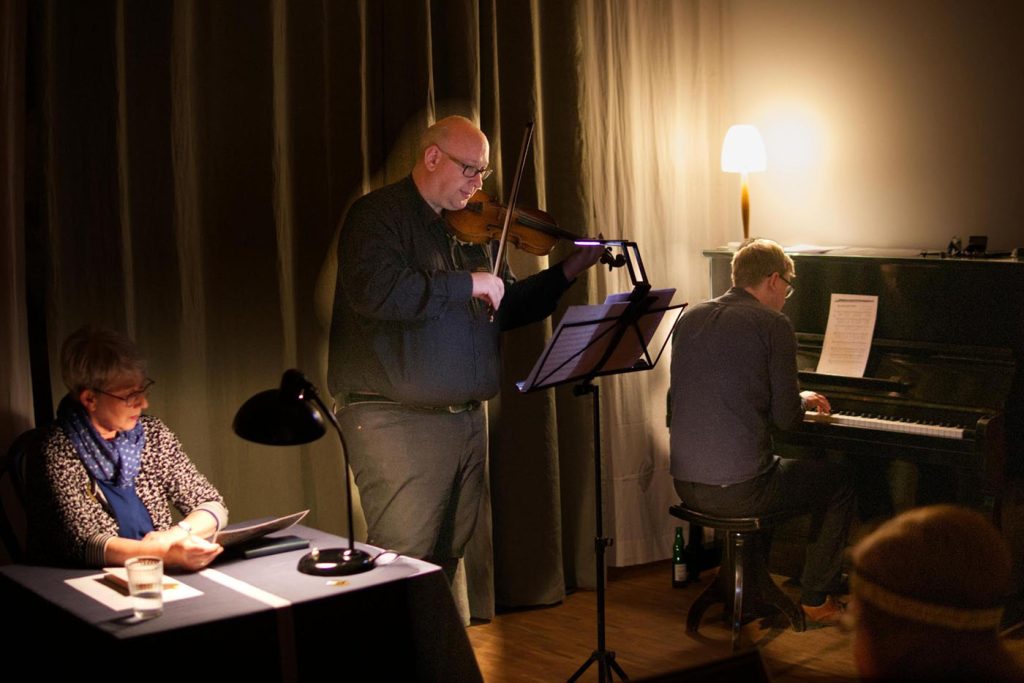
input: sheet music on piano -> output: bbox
[815,294,878,377]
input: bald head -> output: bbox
[419,116,487,156]
[412,115,490,214]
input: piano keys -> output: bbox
[703,247,1024,515]
[803,410,966,440]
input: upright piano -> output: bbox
[705,248,1024,517]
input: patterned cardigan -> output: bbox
[27,416,228,567]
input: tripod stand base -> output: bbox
[568,649,628,682]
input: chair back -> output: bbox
[1,428,42,563]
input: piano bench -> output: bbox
[669,504,806,650]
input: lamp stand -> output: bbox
[740,171,751,241]
[232,369,375,576]
[297,389,374,576]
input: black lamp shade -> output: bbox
[233,369,375,577]
[232,388,327,446]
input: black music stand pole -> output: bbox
[567,288,657,683]
[568,378,627,683]
[518,242,685,683]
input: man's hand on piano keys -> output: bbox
[800,390,831,415]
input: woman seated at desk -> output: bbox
[28,325,227,571]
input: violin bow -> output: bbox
[492,120,535,279]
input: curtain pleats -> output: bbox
[14,0,727,612]
[1,0,34,568]
[577,0,730,566]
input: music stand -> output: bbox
[518,243,685,682]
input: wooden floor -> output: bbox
[467,560,1024,682]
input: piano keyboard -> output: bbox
[804,411,965,440]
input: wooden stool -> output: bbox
[669,504,805,650]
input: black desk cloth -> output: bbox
[0,525,482,681]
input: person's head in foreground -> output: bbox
[850,504,1023,681]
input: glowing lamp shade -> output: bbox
[721,124,767,173]
[721,124,767,240]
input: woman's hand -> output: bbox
[105,528,223,570]
[142,526,189,550]
[164,535,223,571]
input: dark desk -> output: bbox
[0,526,481,681]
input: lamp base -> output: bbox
[297,547,375,576]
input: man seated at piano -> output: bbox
[670,238,854,625]
[27,325,227,571]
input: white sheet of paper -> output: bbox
[815,294,878,377]
[517,289,676,391]
[65,573,203,612]
[517,301,624,391]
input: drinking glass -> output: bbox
[124,556,163,619]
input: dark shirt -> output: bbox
[328,176,572,406]
[669,287,804,485]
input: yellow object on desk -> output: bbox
[102,567,180,591]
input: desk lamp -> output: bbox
[721,124,767,240]
[233,369,374,576]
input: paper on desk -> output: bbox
[65,573,203,612]
[214,509,309,547]
[815,294,878,377]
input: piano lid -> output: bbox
[704,248,1024,352]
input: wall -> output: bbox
[726,0,1023,252]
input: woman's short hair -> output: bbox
[61,325,146,395]
[731,238,794,288]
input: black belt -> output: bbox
[344,392,481,414]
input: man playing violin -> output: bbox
[328,115,602,590]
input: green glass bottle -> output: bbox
[672,526,689,588]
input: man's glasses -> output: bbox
[94,378,155,407]
[779,275,796,299]
[437,147,494,180]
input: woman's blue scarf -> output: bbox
[56,394,154,539]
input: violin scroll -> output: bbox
[599,249,627,271]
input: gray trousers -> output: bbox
[674,456,853,603]
[337,402,486,581]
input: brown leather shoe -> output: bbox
[801,595,846,626]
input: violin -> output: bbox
[445,190,627,272]
[444,121,624,325]
[445,190,581,257]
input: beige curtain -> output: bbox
[14,0,608,617]
[577,0,732,566]
[8,0,733,610]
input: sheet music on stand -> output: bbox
[517,288,684,393]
